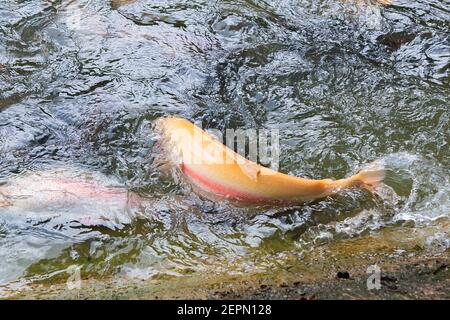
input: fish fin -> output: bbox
[238,163,261,182]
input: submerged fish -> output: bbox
[0,168,203,232]
[155,117,385,205]
[0,169,141,228]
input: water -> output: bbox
[0,0,449,295]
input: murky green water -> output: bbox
[0,0,448,296]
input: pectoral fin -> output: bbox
[238,163,261,182]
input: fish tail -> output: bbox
[330,162,385,192]
[349,162,385,189]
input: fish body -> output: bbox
[0,169,141,228]
[156,117,384,204]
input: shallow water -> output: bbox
[0,0,449,295]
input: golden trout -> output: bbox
[155,117,385,205]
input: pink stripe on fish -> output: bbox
[180,163,276,203]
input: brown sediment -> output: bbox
[5,249,447,300]
[5,224,448,300]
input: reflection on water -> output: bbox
[0,0,448,295]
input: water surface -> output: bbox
[0,0,448,295]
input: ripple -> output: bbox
[0,0,449,293]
